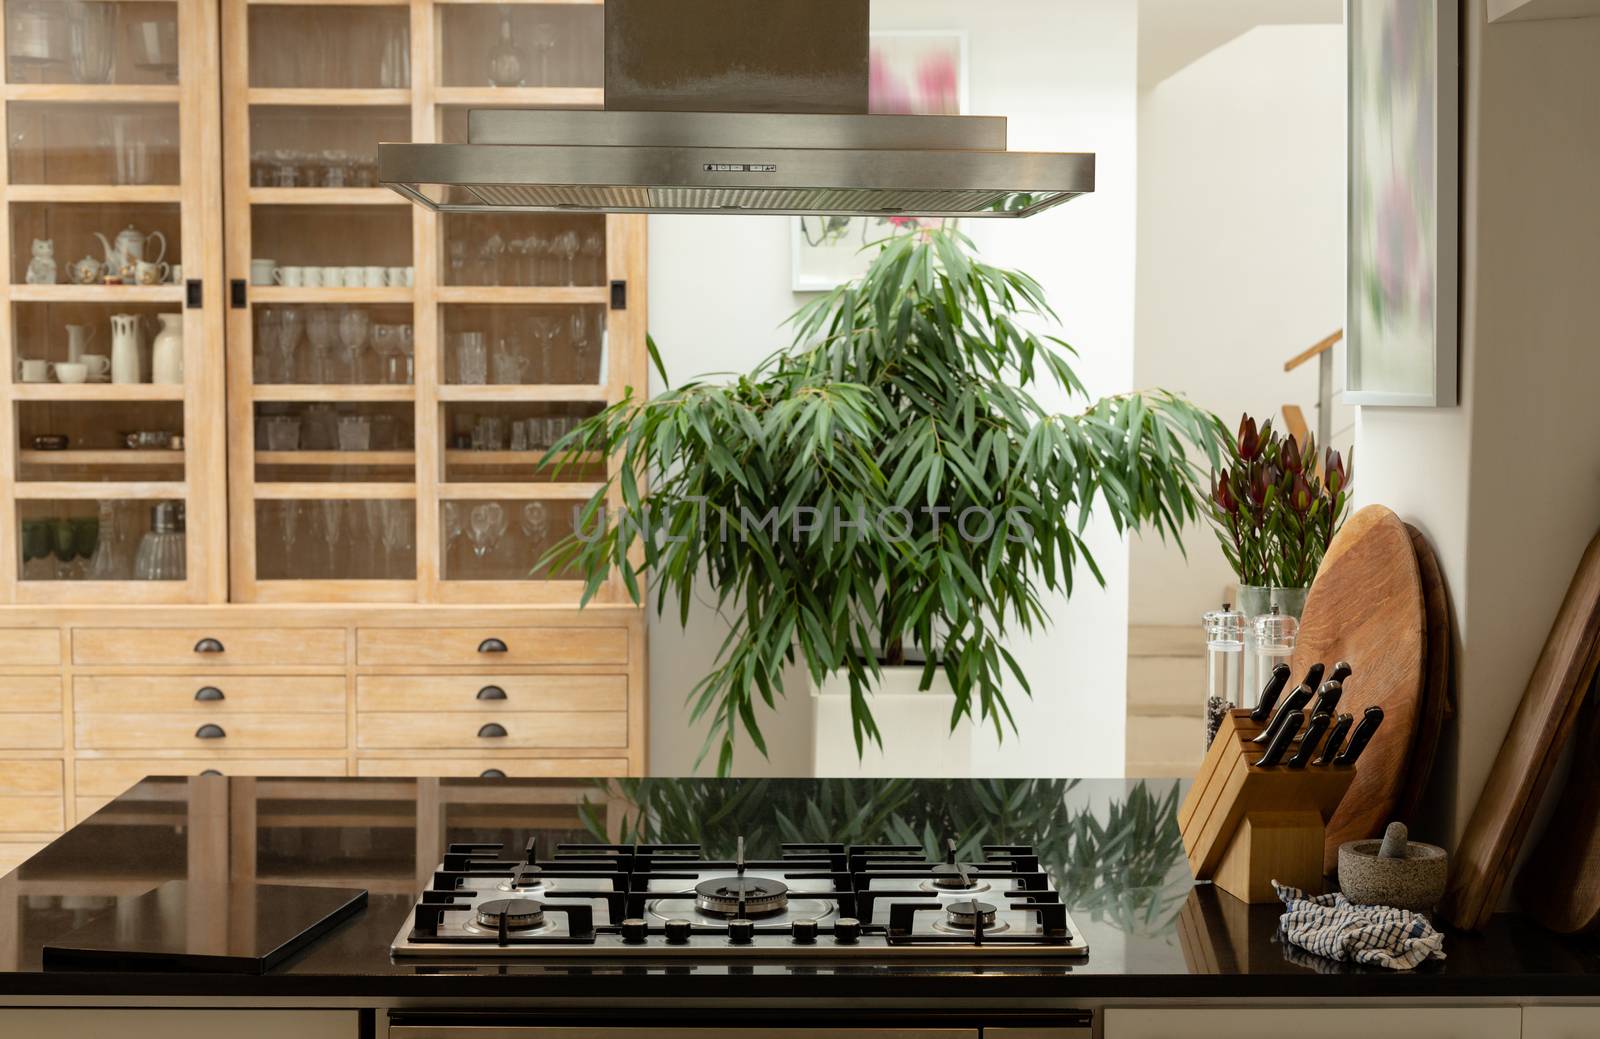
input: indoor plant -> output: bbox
[542,228,1229,775]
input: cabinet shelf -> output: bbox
[438,481,605,500]
[445,450,602,465]
[5,184,183,204]
[436,286,608,305]
[254,482,416,500]
[437,384,609,403]
[252,385,415,402]
[19,450,183,466]
[9,284,185,304]
[2,84,182,104]
[256,451,415,466]
[246,286,413,304]
[14,481,187,500]
[434,86,603,108]
[247,187,407,206]
[248,88,411,107]
[10,384,186,402]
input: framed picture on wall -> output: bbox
[1345,0,1459,406]
[791,30,968,293]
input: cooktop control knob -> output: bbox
[833,917,861,945]
[727,918,755,945]
[620,918,648,945]
[791,918,818,945]
[664,918,693,945]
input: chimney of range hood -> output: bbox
[378,0,1095,218]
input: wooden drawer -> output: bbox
[357,674,625,713]
[0,1011,359,1039]
[0,713,63,750]
[0,760,63,832]
[357,757,630,778]
[0,676,62,712]
[77,758,348,796]
[358,711,626,750]
[75,675,345,714]
[357,627,627,667]
[73,627,346,667]
[0,628,59,666]
[76,713,347,751]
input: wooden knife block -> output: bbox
[1178,708,1357,903]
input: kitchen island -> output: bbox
[0,776,1597,1038]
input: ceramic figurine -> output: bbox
[24,239,56,285]
[68,255,102,286]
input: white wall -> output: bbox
[1355,3,1600,849]
[1129,23,1348,630]
[645,0,1141,777]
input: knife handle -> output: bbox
[1298,662,1327,695]
[1334,706,1385,767]
[1315,713,1354,765]
[1257,711,1304,767]
[1311,679,1344,718]
[1329,660,1354,685]
[1287,712,1333,768]
[1252,685,1313,744]
[1250,663,1294,722]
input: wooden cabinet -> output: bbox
[0,1011,358,1038]
[0,0,649,841]
[1523,1008,1600,1038]
[1104,1008,1523,1039]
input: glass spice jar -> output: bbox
[1202,603,1246,749]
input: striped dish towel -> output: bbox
[1273,882,1447,970]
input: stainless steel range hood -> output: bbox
[379,0,1094,218]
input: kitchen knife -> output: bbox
[1286,712,1333,768]
[1333,706,1385,767]
[1310,679,1344,718]
[1329,660,1353,685]
[1297,662,1327,696]
[1251,683,1314,744]
[1256,710,1304,767]
[1249,663,1294,722]
[1314,712,1354,766]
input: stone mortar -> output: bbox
[1338,837,1449,913]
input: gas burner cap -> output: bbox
[943,899,997,930]
[694,876,790,917]
[499,864,547,891]
[930,863,980,890]
[475,898,545,931]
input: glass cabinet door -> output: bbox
[222,0,420,601]
[0,0,225,603]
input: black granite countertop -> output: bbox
[0,776,1597,1003]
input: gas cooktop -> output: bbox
[393,836,1088,959]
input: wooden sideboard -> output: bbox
[0,605,645,867]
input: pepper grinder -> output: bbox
[1201,603,1246,749]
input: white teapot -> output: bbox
[94,225,166,281]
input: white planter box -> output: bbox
[810,665,973,777]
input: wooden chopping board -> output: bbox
[1290,505,1427,874]
[1394,524,1454,826]
[1519,686,1600,933]
[1442,528,1600,931]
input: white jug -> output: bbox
[65,323,94,364]
[110,313,143,385]
[150,313,183,384]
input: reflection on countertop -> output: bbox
[1,776,1597,1000]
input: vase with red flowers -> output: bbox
[1207,413,1353,702]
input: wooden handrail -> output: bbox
[1284,329,1344,373]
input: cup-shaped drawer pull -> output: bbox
[193,637,226,654]
[477,637,508,654]
[480,768,508,779]
[194,686,225,702]
[200,769,224,777]
[476,685,508,701]
[195,723,227,740]
[477,723,508,739]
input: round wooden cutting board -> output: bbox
[1289,505,1427,873]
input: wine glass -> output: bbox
[529,316,560,383]
[555,230,580,285]
[530,21,558,86]
[280,500,301,577]
[580,229,605,283]
[306,308,337,384]
[337,308,371,383]
[382,501,410,574]
[317,499,342,578]
[520,502,550,571]
[570,309,594,381]
[468,502,507,560]
[253,308,278,384]
[276,306,304,384]
[371,323,403,384]
[362,499,385,579]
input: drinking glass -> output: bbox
[338,308,371,383]
[468,502,507,559]
[382,501,409,574]
[266,415,301,451]
[253,308,278,384]
[317,500,343,577]
[530,316,561,382]
[371,323,404,384]
[570,309,594,379]
[443,501,464,546]
[456,332,488,385]
[397,324,415,384]
[510,421,530,453]
[84,500,126,580]
[472,416,505,451]
[492,339,527,385]
[306,308,338,383]
[481,232,506,285]
[520,501,550,547]
[277,307,304,384]
[280,500,301,574]
[530,21,558,85]
[555,230,580,285]
[337,415,371,452]
[581,229,605,284]
[67,2,116,84]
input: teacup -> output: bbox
[15,358,51,383]
[363,265,386,288]
[386,266,407,287]
[80,354,111,382]
[54,362,88,384]
[402,266,415,287]
[302,267,324,288]
[134,259,169,286]
[341,265,363,287]
[169,263,183,284]
[274,265,305,288]
[250,258,276,286]
[320,266,345,288]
